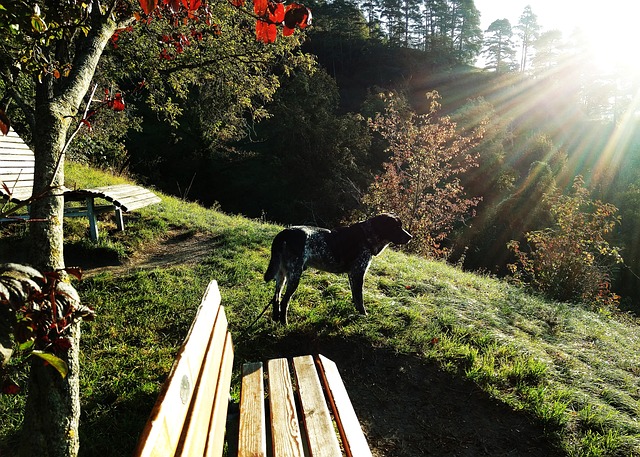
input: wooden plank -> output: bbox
[267,358,305,457]
[238,362,266,457]
[292,356,341,457]
[316,355,372,457]
[0,160,35,168]
[238,363,266,457]
[176,303,230,456]
[205,334,234,457]
[133,280,222,457]
[65,185,161,212]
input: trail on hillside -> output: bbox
[80,229,213,277]
[78,229,564,456]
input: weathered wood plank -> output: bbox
[176,304,230,456]
[205,334,233,457]
[316,355,372,457]
[268,358,305,457]
[133,281,222,457]
[292,355,341,457]
[238,362,266,457]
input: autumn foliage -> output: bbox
[139,0,310,45]
[363,91,484,257]
[508,176,623,309]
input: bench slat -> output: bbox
[267,358,305,457]
[205,336,233,457]
[316,355,373,457]
[238,362,266,457]
[134,281,222,457]
[292,356,342,457]
[177,305,231,456]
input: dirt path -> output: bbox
[79,229,564,456]
[80,229,214,276]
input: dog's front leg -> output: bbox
[348,269,368,315]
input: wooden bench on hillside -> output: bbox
[134,280,373,457]
[0,127,161,241]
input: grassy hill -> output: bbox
[2,163,640,456]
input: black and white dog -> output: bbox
[264,213,412,324]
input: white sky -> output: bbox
[475,1,600,34]
[473,1,640,71]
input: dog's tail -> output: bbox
[264,234,285,282]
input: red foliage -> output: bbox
[139,0,159,15]
[0,108,9,136]
[110,93,126,111]
[363,91,483,257]
[256,20,277,43]
[283,3,311,36]
[1,380,20,395]
[181,0,202,10]
[137,0,308,44]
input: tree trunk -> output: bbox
[20,11,118,457]
[19,322,82,457]
[28,96,69,271]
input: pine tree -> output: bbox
[516,5,540,72]
[482,19,517,72]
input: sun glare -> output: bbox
[570,4,640,74]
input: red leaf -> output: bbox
[168,0,180,13]
[81,119,92,129]
[65,266,83,281]
[111,94,125,111]
[0,108,10,136]
[181,0,201,10]
[284,3,311,29]
[256,20,277,43]
[254,0,267,16]
[229,0,244,6]
[139,0,158,15]
[269,2,284,23]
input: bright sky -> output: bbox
[474,0,640,71]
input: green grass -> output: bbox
[2,162,640,455]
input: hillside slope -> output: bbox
[1,163,639,456]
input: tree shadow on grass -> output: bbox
[228,332,565,457]
[77,328,564,457]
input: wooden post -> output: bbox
[86,197,99,241]
[114,207,125,231]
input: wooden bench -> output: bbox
[134,280,373,457]
[0,127,161,241]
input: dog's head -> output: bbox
[365,213,412,254]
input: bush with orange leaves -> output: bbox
[363,91,484,257]
[508,176,623,310]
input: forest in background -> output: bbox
[4,0,639,307]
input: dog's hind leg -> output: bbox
[278,265,303,325]
[271,273,286,322]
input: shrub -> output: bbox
[508,176,622,309]
[363,91,484,257]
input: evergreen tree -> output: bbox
[482,19,517,72]
[531,30,564,74]
[452,0,482,64]
[516,5,540,73]
[422,0,450,53]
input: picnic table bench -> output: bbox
[134,280,373,457]
[0,127,161,241]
